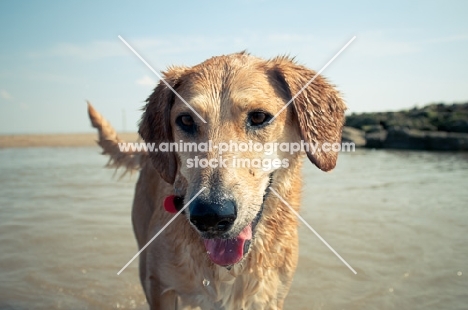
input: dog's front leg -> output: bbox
[148,284,178,310]
[160,290,178,310]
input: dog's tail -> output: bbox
[87,101,146,176]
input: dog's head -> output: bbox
[139,52,346,266]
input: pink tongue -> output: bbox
[203,225,252,266]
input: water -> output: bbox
[0,147,467,309]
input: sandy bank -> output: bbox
[0,133,140,148]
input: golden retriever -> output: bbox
[88,52,346,309]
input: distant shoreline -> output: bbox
[0,133,140,148]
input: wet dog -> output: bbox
[88,52,346,309]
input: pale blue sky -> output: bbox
[0,0,467,134]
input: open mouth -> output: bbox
[172,175,274,267]
[203,223,253,266]
[201,173,273,267]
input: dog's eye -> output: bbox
[176,115,196,133]
[248,111,271,127]
[180,115,194,126]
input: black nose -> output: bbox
[189,199,237,233]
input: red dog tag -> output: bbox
[163,195,178,213]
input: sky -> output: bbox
[0,0,467,134]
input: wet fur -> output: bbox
[88,52,345,309]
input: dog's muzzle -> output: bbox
[189,198,249,266]
[187,173,274,267]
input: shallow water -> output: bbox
[0,147,467,309]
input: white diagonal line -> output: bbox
[269,36,356,123]
[269,187,357,274]
[117,187,206,275]
[118,35,207,124]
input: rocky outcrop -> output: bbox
[365,130,387,149]
[343,102,468,151]
[341,127,366,147]
[346,102,468,133]
[381,127,468,151]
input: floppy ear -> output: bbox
[139,67,187,184]
[268,57,347,171]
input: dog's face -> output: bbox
[139,53,345,266]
